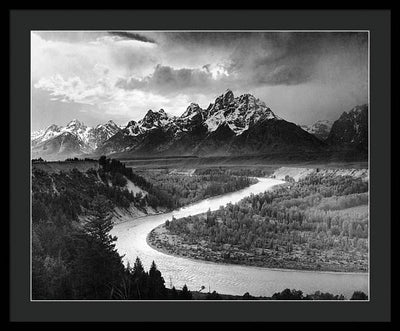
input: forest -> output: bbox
[32,191,172,299]
[134,166,257,208]
[193,166,274,178]
[31,157,257,299]
[31,157,172,299]
[150,173,369,272]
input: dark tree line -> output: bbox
[194,167,274,178]
[136,167,256,208]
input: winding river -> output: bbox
[111,178,368,298]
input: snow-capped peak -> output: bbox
[126,120,137,128]
[31,119,121,150]
[66,119,86,129]
[124,109,172,136]
[209,89,235,115]
[125,120,141,136]
[205,91,279,135]
[222,89,234,103]
[181,103,202,119]
[106,119,117,126]
[141,109,169,127]
[95,120,119,131]
[158,108,168,117]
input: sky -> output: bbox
[31,31,368,131]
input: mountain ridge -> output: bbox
[31,90,368,161]
[31,119,121,160]
[97,89,323,157]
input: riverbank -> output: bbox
[147,221,368,273]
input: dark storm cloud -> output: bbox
[227,32,368,86]
[116,64,219,93]
[108,31,157,44]
[115,31,368,91]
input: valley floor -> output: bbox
[146,165,368,273]
[147,216,368,273]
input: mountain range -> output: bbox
[31,119,121,160]
[31,90,368,161]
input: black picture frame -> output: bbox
[10,9,391,322]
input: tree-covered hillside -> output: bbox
[150,173,369,272]
[31,157,257,299]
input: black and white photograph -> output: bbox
[29,30,371,302]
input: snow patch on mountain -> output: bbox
[124,109,176,136]
[32,119,121,151]
[204,90,279,135]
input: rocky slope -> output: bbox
[326,104,368,153]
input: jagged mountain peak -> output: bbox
[45,124,62,132]
[205,90,278,135]
[181,103,203,118]
[96,120,119,129]
[143,108,169,121]
[142,108,169,126]
[126,120,138,128]
[237,93,265,107]
[326,104,368,152]
[144,109,155,117]
[212,89,235,111]
[66,118,86,129]
[222,88,234,100]
[187,102,201,110]
[342,104,368,118]
[106,119,118,125]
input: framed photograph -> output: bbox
[10,9,391,323]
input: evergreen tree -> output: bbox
[206,290,222,300]
[242,292,253,300]
[84,195,116,248]
[170,286,179,299]
[179,284,192,300]
[272,288,304,300]
[130,257,148,299]
[350,291,368,300]
[73,195,124,299]
[148,261,167,299]
[132,257,145,278]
